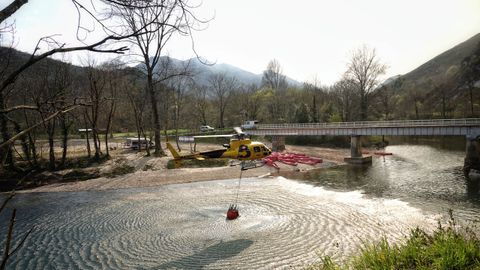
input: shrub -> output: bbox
[308,212,480,270]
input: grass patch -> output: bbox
[308,211,480,270]
[64,155,110,169]
[105,164,136,178]
[63,169,100,181]
[167,158,230,169]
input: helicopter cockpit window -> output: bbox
[253,146,261,153]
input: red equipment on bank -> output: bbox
[263,152,323,169]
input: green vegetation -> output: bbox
[308,213,480,270]
[113,129,190,138]
[105,164,136,178]
[167,158,229,169]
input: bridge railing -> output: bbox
[256,118,480,130]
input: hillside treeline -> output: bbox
[1,40,479,171]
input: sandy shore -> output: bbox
[21,144,349,193]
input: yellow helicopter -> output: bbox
[166,127,272,169]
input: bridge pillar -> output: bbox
[350,135,362,158]
[344,135,372,164]
[271,136,286,152]
[464,135,480,177]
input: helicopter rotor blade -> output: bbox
[233,127,243,135]
[193,134,234,138]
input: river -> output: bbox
[1,140,479,269]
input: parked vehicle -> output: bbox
[124,138,154,150]
[241,120,259,129]
[200,125,215,132]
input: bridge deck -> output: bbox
[247,119,480,137]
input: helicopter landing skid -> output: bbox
[240,160,265,170]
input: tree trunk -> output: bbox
[141,127,150,156]
[414,100,419,120]
[219,105,225,128]
[28,131,37,167]
[441,93,446,119]
[23,109,37,167]
[360,92,368,121]
[92,129,100,160]
[11,119,31,166]
[47,121,55,171]
[174,104,181,151]
[60,115,69,167]
[0,93,14,169]
[83,113,91,158]
[146,74,165,156]
[105,99,115,157]
[469,86,474,117]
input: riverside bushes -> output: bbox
[309,212,480,270]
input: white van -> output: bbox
[200,125,215,132]
[241,120,258,129]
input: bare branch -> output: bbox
[0,105,39,114]
[0,32,134,94]
[9,227,33,258]
[0,209,16,270]
[0,0,28,24]
[0,105,80,150]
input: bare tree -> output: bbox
[167,76,190,150]
[102,61,123,157]
[122,67,151,155]
[0,0,173,168]
[261,59,289,122]
[261,59,288,90]
[114,0,207,156]
[241,84,262,121]
[191,82,210,126]
[208,73,237,128]
[332,78,357,122]
[84,62,106,161]
[345,46,387,121]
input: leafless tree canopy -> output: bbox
[208,73,238,128]
[345,45,387,120]
[109,0,207,156]
[262,59,287,90]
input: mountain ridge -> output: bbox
[151,56,302,87]
[388,33,480,90]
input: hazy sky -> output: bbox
[3,0,480,85]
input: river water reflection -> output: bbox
[1,142,479,269]
[281,142,480,222]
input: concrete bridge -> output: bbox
[245,118,480,175]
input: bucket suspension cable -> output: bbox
[235,162,244,205]
[226,161,244,220]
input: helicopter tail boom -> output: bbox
[166,142,181,159]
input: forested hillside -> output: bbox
[379,33,480,119]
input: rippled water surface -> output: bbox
[1,142,479,269]
[281,143,480,221]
